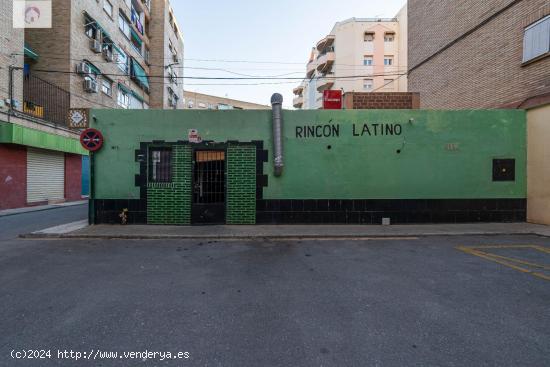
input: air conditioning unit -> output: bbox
[90,39,102,53]
[76,62,91,75]
[103,49,114,62]
[83,78,98,93]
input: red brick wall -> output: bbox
[344,92,420,109]
[0,144,27,210]
[408,0,550,109]
[65,154,82,202]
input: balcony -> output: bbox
[316,77,334,92]
[306,60,317,78]
[316,35,335,52]
[293,96,304,108]
[316,50,335,73]
[293,83,304,95]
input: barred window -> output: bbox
[149,148,172,183]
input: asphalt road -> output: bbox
[0,230,549,366]
[0,204,88,241]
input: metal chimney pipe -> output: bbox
[270,93,284,177]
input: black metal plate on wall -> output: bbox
[493,159,515,181]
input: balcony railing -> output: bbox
[316,49,335,73]
[306,60,317,78]
[21,71,70,126]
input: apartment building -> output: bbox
[0,0,87,210]
[294,8,407,110]
[408,1,550,225]
[183,91,270,110]
[408,0,549,109]
[149,0,184,109]
[24,0,184,111]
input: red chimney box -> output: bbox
[322,90,342,110]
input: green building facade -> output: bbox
[89,109,526,225]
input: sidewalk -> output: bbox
[22,222,550,240]
[0,200,87,218]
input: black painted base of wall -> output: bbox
[93,199,146,225]
[93,198,526,225]
[255,199,526,224]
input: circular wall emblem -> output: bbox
[25,6,41,24]
[80,128,104,152]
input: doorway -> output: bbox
[192,149,226,224]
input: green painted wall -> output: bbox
[90,109,526,200]
[0,120,87,155]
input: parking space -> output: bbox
[457,244,550,281]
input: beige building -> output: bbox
[183,91,270,110]
[407,0,550,224]
[294,10,408,110]
[24,0,184,112]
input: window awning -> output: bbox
[24,43,39,60]
[103,40,123,56]
[118,83,132,94]
[131,59,149,90]
[83,11,112,39]
[84,60,101,75]
[131,90,145,103]
[131,29,142,47]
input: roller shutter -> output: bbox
[27,148,65,203]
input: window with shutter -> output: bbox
[523,15,550,63]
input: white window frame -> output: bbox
[363,56,373,66]
[363,79,374,91]
[116,48,128,74]
[117,88,130,108]
[384,34,395,43]
[384,56,394,66]
[118,12,131,39]
[364,33,374,42]
[103,0,113,18]
[101,78,112,96]
[522,15,550,64]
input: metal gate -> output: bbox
[27,148,65,204]
[192,149,226,224]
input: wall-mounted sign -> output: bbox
[295,123,403,138]
[322,90,342,110]
[188,129,202,143]
[80,128,104,152]
[68,108,89,129]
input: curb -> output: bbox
[19,231,548,240]
[0,201,87,218]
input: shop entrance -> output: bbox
[192,149,226,224]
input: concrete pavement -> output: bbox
[24,222,550,240]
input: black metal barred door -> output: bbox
[191,149,226,224]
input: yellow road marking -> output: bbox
[533,245,550,254]
[456,245,550,281]
[472,251,550,270]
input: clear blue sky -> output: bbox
[171,0,406,109]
